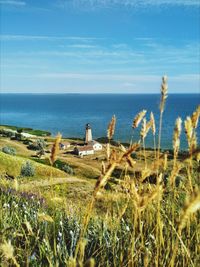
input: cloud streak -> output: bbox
[58,0,200,9]
[0,34,99,42]
[0,0,26,6]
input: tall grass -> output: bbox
[0,76,199,266]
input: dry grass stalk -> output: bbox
[106,143,110,161]
[138,187,162,212]
[184,117,193,143]
[178,191,200,234]
[121,143,139,159]
[0,240,19,267]
[107,115,116,140]
[159,75,168,114]
[132,110,147,129]
[140,118,147,140]
[150,112,156,135]
[184,116,197,156]
[109,149,118,163]
[101,161,106,175]
[197,152,200,162]
[38,213,54,223]
[139,168,152,182]
[126,156,136,168]
[151,112,157,160]
[173,117,182,160]
[95,162,117,191]
[191,105,200,129]
[50,133,62,165]
[130,179,162,211]
[169,163,182,187]
[140,118,148,168]
[163,153,168,171]
[146,119,152,136]
[157,76,168,162]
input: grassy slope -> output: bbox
[0,151,66,178]
[0,137,33,157]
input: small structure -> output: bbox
[85,123,93,143]
[84,123,102,151]
[59,141,70,150]
[74,145,94,157]
[88,140,103,151]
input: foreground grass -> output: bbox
[0,173,199,266]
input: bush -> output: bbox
[0,129,15,138]
[2,146,16,155]
[62,164,74,175]
[54,160,74,175]
[27,139,46,151]
[21,161,35,177]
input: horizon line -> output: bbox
[0,92,199,95]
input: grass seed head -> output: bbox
[160,75,168,113]
[173,117,182,154]
[50,132,62,165]
[107,115,116,140]
[132,110,147,129]
[150,112,156,135]
[191,105,200,129]
[178,191,200,234]
[0,240,14,260]
[140,118,147,140]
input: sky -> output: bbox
[0,0,200,93]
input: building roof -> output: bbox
[87,140,102,146]
[75,145,94,152]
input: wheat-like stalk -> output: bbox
[50,133,62,165]
[178,192,200,234]
[184,116,193,143]
[191,105,200,129]
[173,117,182,160]
[157,76,168,162]
[107,115,116,140]
[132,110,147,129]
[150,112,157,160]
[150,112,156,135]
[0,240,19,267]
[159,75,168,114]
[140,118,147,140]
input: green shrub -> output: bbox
[2,146,16,155]
[0,129,15,138]
[21,161,35,177]
[54,160,74,175]
[27,139,46,151]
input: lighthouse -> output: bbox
[85,123,93,144]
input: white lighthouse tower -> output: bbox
[85,123,93,144]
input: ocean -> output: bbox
[0,94,199,149]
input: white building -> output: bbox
[88,140,103,151]
[84,123,102,151]
[74,145,94,157]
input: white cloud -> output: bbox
[0,34,99,42]
[58,0,200,9]
[0,0,26,6]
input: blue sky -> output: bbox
[0,0,199,93]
